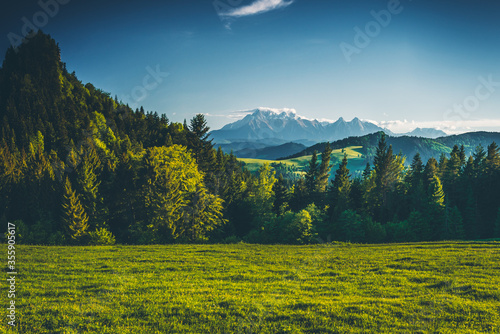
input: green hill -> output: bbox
[240,146,367,177]
[283,131,500,164]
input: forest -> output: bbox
[1,32,500,246]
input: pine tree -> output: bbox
[427,175,445,240]
[442,145,462,205]
[444,206,465,240]
[369,133,405,222]
[428,175,445,208]
[406,153,425,212]
[305,150,319,196]
[273,174,289,214]
[362,162,371,179]
[289,178,308,212]
[77,145,102,226]
[62,177,89,243]
[330,153,351,218]
[317,143,333,193]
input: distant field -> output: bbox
[11,242,500,333]
[240,146,367,175]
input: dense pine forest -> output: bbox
[1,32,500,245]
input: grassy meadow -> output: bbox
[239,146,366,174]
[3,242,500,333]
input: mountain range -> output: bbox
[210,108,448,159]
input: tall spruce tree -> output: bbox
[317,143,333,193]
[62,177,89,243]
[330,153,351,219]
[305,150,319,197]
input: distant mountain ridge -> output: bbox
[210,108,387,143]
[210,108,447,144]
[283,131,500,164]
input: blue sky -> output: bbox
[2,0,500,133]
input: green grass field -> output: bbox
[4,242,500,333]
[239,146,366,175]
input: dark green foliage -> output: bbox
[2,32,500,245]
[444,206,465,240]
[329,153,351,219]
[494,208,500,238]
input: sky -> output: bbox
[1,0,500,133]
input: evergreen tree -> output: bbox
[330,153,351,218]
[444,206,465,240]
[273,174,289,214]
[406,153,425,213]
[368,134,405,222]
[77,145,102,226]
[427,175,445,240]
[317,143,333,193]
[62,177,89,243]
[362,162,371,179]
[442,145,462,205]
[305,150,319,197]
[289,177,308,211]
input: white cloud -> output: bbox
[221,0,294,18]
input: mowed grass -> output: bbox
[4,242,500,333]
[239,146,365,174]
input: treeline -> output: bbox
[257,135,500,244]
[1,32,500,245]
[0,32,253,245]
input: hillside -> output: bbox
[284,131,500,163]
[0,31,251,245]
[234,142,307,160]
[240,146,366,177]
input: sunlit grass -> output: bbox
[5,242,500,333]
[239,145,366,174]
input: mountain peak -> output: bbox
[252,107,297,118]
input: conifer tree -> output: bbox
[444,206,465,240]
[273,174,289,214]
[362,162,371,179]
[427,174,445,240]
[317,143,333,193]
[330,153,351,218]
[77,145,102,225]
[62,177,89,243]
[305,150,319,196]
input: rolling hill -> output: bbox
[283,131,500,164]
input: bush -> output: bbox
[11,219,66,245]
[281,210,316,245]
[88,228,116,245]
[363,217,386,243]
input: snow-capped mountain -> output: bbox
[209,108,388,143]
